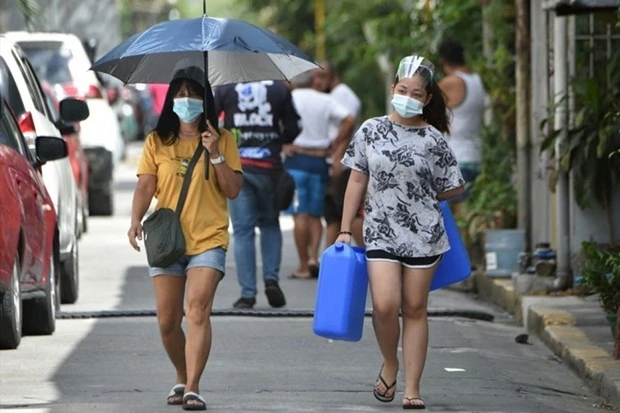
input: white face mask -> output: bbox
[391,94,424,118]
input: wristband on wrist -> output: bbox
[338,231,352,236]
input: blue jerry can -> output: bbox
[430,201,471,291]
[313,244,368,342]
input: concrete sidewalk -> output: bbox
[467,272,620,407]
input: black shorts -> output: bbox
[366,250,442,269]
[323,168,352,224]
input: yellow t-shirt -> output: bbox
[137,130,242,254]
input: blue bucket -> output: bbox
[484,229,525,277]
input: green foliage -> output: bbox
[455,1,517,247]
[15,0,41,30]
[238,0,488,119]
[579,241,620,314]
[539,52,620,212]
[459,123,517,241]
[471,1,516,139]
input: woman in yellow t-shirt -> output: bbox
[127,67,242,411]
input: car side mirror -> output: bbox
[59,98,90,123]
[54,120,77,136]
[35,136,68,165]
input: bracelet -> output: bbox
[338,231,352,236]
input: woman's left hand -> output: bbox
[201,120,221,156]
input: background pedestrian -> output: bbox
[214,80,301,309]
[287,71,354,279]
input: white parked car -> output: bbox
[0,35,88,304]
[6,31,125,216]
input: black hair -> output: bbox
[154,76,219,145]
[394,66,451,134]
[424,81,451,134]
[438,39,466,66]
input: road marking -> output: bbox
[444,367,466,372]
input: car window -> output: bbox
[42,88,60,123]
[18,42,73,85]
[0,57,26,116]
[11,48,49,118]
[0,102,28,155]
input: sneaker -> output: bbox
[233,297,256,309]
[264,280,286,308]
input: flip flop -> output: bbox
[166,383,185,405]
[182,392,207,411]
[373,364,397,403]
[402,397,426,410]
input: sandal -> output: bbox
[402,396,426,410]
[166,383,185,405]
[182,392,207,411]
[373,364,397,403]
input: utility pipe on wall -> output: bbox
[515,0,531,253]
[549,14,572,292]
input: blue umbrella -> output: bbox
[92,5,318,179]
[92,16,318,87]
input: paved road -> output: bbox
[0,159,612,413]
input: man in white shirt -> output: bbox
[285,71,355,279]
[313,62,364,251]
[438,39,485,206]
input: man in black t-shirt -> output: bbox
[214,80,301,309]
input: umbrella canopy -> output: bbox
[92,16,319,86]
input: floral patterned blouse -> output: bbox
[342,116,465,257]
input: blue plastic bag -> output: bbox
[430,201,472,291]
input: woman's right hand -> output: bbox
[335,232,352,244]
[128,220,143,251]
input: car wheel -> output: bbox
[89,184,114,216]
[0,255,22,349]
[60,239,79,304]
[22,246,57,336]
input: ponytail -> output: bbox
[423,81,451,134]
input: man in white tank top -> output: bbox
[438,39,486,204]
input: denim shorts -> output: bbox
[286,169,327,217]
[148,247,227,277]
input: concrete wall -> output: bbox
[0,0,121,60]
[529,0,620,263]
[570,185,620,249]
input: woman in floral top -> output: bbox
[337,55,465,410]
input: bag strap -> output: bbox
[175,143,204,215]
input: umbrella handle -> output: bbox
[203,49,209,180]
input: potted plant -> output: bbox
[579,241,620,338]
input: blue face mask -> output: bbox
[391,94,424,118]
[173,97,203,123]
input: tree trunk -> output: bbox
[362,22,393,115]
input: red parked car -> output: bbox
[0,95,85,350]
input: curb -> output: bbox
[528,306,620,406]
[473,271,620,406]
